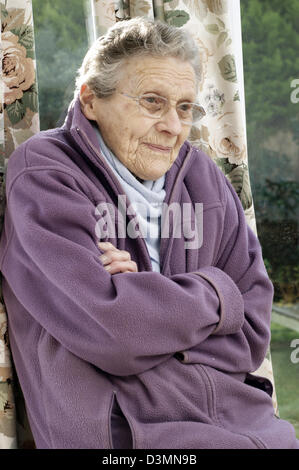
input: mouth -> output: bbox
[144,143,172,153]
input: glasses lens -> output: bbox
[137,94,206,124]
[139,94,166,117]
[177,103,206,125]
[177,103,194,123]
[192,104,206,122]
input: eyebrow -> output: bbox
[142,90,197,103]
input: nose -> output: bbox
[155,106,182,135]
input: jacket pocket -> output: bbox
[108,391,135,449]
[244,372,274,398]
[194,364,220,424]
[200,366,272,449]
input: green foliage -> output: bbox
[165,10,190,27]
[270,322,297,344]
[256,179,299,302]
[229,165,253,209]
[255,179,299,221]
[12,25,34,50]
[32,0,88,52]
[241,0,299,141]
[270,322,299,437]
[32,0,88,130]
[241,1,299,303]
[214,157,237,175]
[6,100,26,125]
[218,54,237,83]
[205,18,232,48]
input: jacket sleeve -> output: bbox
[1,165,245,377]
[175,170,274,374]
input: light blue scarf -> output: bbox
[93,124,166,272]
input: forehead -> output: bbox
[119,55,197,100]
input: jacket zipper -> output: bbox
[74,127,153,272]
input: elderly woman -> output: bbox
[0,17,298,450]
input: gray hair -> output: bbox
[75,17,201,98]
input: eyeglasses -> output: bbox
[119,92,206,126]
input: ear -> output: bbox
[79,84,98,121]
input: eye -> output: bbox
[140,94,165,112]
[178,102,193,112]
[177,103,193,120]
[144,96,160,104]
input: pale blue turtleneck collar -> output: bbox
[93,123,166,272]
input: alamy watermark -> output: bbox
[94,195,203,249]
[290,79,299,104]
[290,339,299,364]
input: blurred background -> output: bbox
[241,0,299,436]
[32,0,299,436]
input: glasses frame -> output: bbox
[119,92,206,126]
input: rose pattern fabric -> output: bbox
[0,0,39,449]
[0,0,279,449]
[2,31,35,105]
[0,4,39,167]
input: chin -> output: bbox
[137,167,169,181]
[134,172,163,181]
[132,149,178,180]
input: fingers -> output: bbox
[99,249,131,265]
[103,260,138,274]
[97,241,138,273]
[98,242,117,251]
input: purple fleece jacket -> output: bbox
[0,96,298,449]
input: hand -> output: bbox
[97,242,138,274]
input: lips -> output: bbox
[144,143,172,151]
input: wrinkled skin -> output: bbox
[80,55,197,181]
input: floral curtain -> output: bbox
[90,0,278,410]
[0,0,38,449]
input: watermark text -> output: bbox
[290,79,299,103]
[95,196,203,249]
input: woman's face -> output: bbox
[81,56,197,181]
